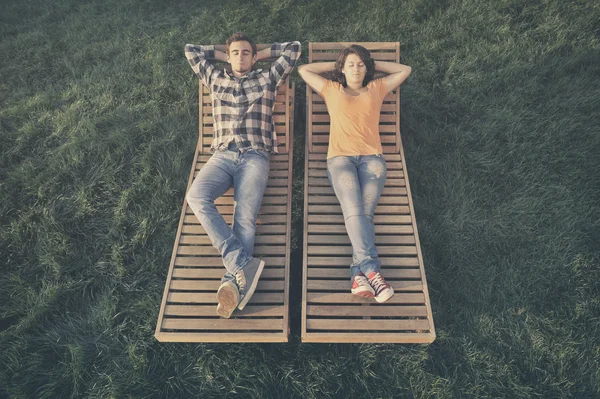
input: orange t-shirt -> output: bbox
[319,78,388,158]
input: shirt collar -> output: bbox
[224,68,263,81]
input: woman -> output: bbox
[298,45,411,303]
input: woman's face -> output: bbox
[342,53,367,86]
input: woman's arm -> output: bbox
[375,61,411,93]
[298,62,335,93]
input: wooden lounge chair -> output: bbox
[302,42,435,343]
[155,45,295,343]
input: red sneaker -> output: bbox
[367,272,394,303]
[351,272,375,298]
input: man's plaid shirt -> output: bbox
[185,42,302,154]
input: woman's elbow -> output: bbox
[297,65,308,77]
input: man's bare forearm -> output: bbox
[256,47,271,61]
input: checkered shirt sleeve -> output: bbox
[266,41,302,90]
[185,44,219,88]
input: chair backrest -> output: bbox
[198,44,292,155]
[306,42,401,154]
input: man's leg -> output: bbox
[185,151,251,276]
[233,149,270,254]
[229,148,270,309]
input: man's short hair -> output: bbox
[226,32,257,55]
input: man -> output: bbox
[184,33,301,318]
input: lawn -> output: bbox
[1,0,599,397]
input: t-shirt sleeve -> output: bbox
[319,79,335,98]
[370,78,388,99]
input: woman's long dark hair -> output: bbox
[332,44,375,87]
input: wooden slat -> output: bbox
[165,305,284,317]
[306,319,430,331]
[177,244,286,256]
[306,305,428,317]
[180,235,286,245]
[310,42,399,50]
[162,319,283,331]
[308,205,410,214]
[311,52,398,61]
[183,214,287,224]
[168,292,283,304]
[185,205,288,215]
[170,279,284,291]
[307,235,415,245]
[181,224,287,235]
[309,185,407,196]
[173,267,285,279]
[301,332,435,344]
[302,42,435,343]
[155,332,287,343]
[175,256,286,267]
[308,195,408,205]
[307,224,414,234]
[307,245,417,256]
[306,292,424,304]
[307,214,412,224]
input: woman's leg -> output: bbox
[356,154,387,276]
[327,156,380,279]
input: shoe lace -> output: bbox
[355,274,369,286]
[369,273,387,294]
[235,271,246,290]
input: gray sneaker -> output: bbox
[235,258,265,310]
[216,277,240,318]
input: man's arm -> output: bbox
[184,44,227,87]
[298,62,335,94]
[375,61,412,93]
[264,41,302,89]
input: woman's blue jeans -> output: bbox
[186,143,270,276]
[327,154,387,279]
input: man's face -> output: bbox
[227,41,257,75]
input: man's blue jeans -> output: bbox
[327,154,387,279]
[186,143,270,276]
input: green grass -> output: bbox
[1,0,599,397]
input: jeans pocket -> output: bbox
[247,149,270,162]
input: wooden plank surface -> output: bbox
[155,74,294,343]
[302,42,435,344]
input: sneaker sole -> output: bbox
[374,287,394,303]
[216,285,239,318]
[237,260,265,310]
[351,288,375,298]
